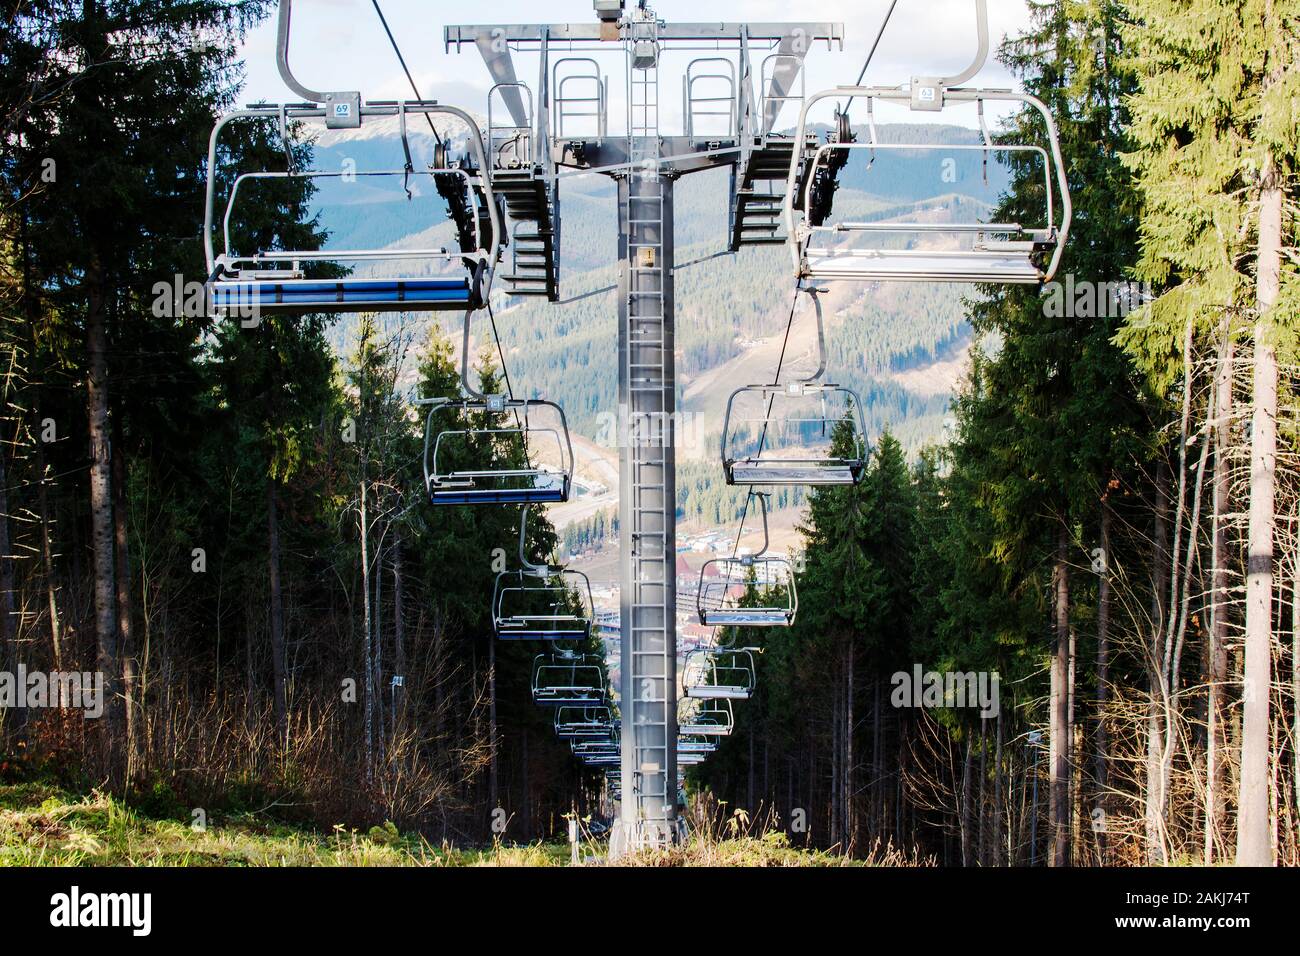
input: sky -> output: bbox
[239,0,1039,128]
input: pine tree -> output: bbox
[1121,0,1300,865]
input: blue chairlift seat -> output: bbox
[209,270,484,316]
[423,397,575,507]
[683,647,757,701]
[493,568,595,642]
[204,100,504,319]
[532,653,608,706]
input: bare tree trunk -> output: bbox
[488,631,498,813]
[1147,461,1171,862]
[978,718,988,866]
[266,480,288,739]
[960,738,973,866]
[830,654,840,847]
[111,415,138,781]
[372,532,385,765]
[35,440,61,671]
[0,438,15,675]
[1050,529,1071,866]
[1293,544,1299,856]
[392,526,405,729]
[86,281,121,784]
[1238,146,1282,867]
[1096,494,1111,863]
[359,480,372,782]
[1207,326,1233,863]
[994,707,1004,865]
[845,641,854,851]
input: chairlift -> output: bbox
[721,288,868,486]
[682,646,757,701]
[572,738,619,762]
[696,493,797,627]
[419,312,575,506]
[205,3,503,315]
[677,734,718,756]
[554,704,616,740]
[675,745,709,767]
[532,651,608,706]
[491,511,595,641]
[678,698,735,737]
[781,0,1071,285]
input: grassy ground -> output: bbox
[0,780,897,866]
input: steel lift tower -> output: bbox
[445,2,842,853]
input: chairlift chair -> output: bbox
[206,1,503,317]
[494,570,595,641]
[678,698,735,737]
[721,288,868,486]
[572,739,619,760]
[492,511,595,641]
[682,647,757,701]
[419,313,575,506]
[696,494,798,627]
[554,705,616,740]
[677,733,719,755]
[781,2,1071,286]
[531,651,608,706]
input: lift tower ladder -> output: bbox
[620,11,676,847]
[445,4,843,858]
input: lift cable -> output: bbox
[369,0,445,149]
[485,300,529,449]
[841,0,900,114]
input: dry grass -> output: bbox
[1,780,925,867]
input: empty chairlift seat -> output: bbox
[782,87,1072,285]
[682,647,757,701]
[696,493,798,627]
[678,699,734,737]
[493,567,595,641]
[532,652,609,706]
[419,315,575,507]
[204,101,503,317]
[677,735,718,754]
[721,290,869,487]
[421,395,575,506]
[554,705,616,740]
